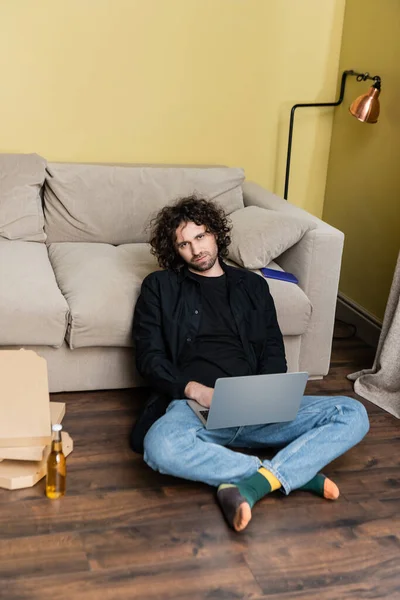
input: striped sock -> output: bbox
[217,468,281,532]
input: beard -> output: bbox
[187,252,218,273]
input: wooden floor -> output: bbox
[1,333,399,600]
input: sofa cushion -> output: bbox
[0,242,69,346]
[0,153,47,242]
[227,206,317,269]
[48,242,160,349]
[253,261,312,335]
[49,243,311,350]
[44,164,245,244]
[224,259,312,336]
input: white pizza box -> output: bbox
[0,350,51,448]
[0,431,73,490]
[0,402,66,461]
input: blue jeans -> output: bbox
[143,395,369,494]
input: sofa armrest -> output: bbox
[242,181,344,376]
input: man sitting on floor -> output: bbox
[130,196,369,532]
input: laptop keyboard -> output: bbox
[200,410,209,422]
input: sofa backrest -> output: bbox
[43,163,245,244]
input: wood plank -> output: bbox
[0,485,217,539]
[79,516,245,571]
[0,532,89,580]
[1,555,262,600]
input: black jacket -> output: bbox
[130,262,287,453]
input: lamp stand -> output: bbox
[283,70,381,201]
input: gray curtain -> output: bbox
[348,251,400,418]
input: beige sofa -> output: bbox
[0,154,344,393]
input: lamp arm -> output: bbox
[283,70,380,200]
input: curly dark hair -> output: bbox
[149,195,231,271]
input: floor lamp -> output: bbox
[284,70,382,201]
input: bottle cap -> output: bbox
[52,424,63,432]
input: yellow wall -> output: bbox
[323,0,400,322]
[0,0,345,217]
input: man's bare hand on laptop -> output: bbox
[185,382,213,408]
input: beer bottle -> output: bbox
[45,424,66,499]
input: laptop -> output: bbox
[187,371,308,429]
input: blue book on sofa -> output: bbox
[260,267,298,284]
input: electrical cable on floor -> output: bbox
[333,318,357,340]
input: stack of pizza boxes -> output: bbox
[0,349,73,490]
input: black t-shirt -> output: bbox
[179,272,253,387]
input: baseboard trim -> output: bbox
[336,293,381,349]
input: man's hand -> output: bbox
[184,381,214,408]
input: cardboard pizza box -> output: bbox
[0,350,51,448]
[0,431,73,490]
[0,402,66,461]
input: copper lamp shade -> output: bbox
[349,80,381,123]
